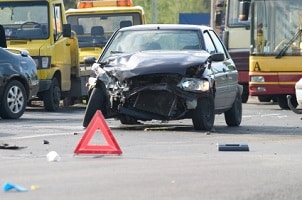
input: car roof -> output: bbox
[119,24,213,32]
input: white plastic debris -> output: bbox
[46,151,61,162]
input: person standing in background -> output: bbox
[0,24,7,48]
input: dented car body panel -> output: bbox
[83,24,242,130]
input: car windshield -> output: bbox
[101,29,203,62]
[0,1,49,40]
[67,13,142,48]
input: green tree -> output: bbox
[63,0,210,24]
[133,0,210,23]
[63,0,77,9]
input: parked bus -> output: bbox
[245,0,301,108]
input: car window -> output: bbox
[203,31,217,54]
[208,30,228,58]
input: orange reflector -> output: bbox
[77,1,93,8]
[117,0,133,6]
[77,0,133,8]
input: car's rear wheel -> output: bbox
[83,87,106,128]
[192,95,215,131]
[241,84,249,103]
[224,89,242,126]
[0,80,27,119]
[43,77,61,111]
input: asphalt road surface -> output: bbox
[0,96,302,200]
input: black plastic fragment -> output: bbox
[0,143,27,150]
[217,143,249,151]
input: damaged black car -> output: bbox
[83,24,242,131]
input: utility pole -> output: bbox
[151,0,158,23]
[210,0,217,28]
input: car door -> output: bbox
[209,30,238,107]
[202,30,229,110]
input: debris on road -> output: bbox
[46,151,61,162]
[217,143,249,151]
[3,182,28,192]
[0,143,27,150]
[43,140,49,144]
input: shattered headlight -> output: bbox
[178,78,209,92]
[96,68,111,87]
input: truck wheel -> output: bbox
[83,87,106,128]
[0,80,27,119]
[258,95,273,102]
[224,90,242,126]
[192,95,215,131]
[43,78,61,111]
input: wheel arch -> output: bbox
[7,76,29,101]
[52,71,62,91]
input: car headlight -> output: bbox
[32,56,51,69]
[250,76,265,82]
[178,78,210,92]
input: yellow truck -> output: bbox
[0,0,90,111]
[65,0,146,66]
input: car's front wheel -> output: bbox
[120,115,139,125]
[83,87,107,128]
[0,80,27,119]
[192,95,215,131]
[224,89,242,126]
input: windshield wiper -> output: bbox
[276,29,302,59]
[110,50,123,54]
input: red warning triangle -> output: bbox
[74,110,122,155]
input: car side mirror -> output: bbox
[215,11,222,26]
[63,24,71,38]
[209,53,225,62]
[84,56,97,65]
[239,1,250,21]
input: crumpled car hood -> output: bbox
[103,51,210,81]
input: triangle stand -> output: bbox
[74,110,122,155]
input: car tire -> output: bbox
[241,84,249,103]
[83,87,106,128]
[192,95,215,131]
[120,115,139,125]
[43,77,61,111]
[224,89,242,126]
[0,80,27,119]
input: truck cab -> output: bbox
[65,0,146,67]
[0,0,86,111]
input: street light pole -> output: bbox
[152,0,158,23]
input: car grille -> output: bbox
[127,74,182,89]
[133,90,177,116]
